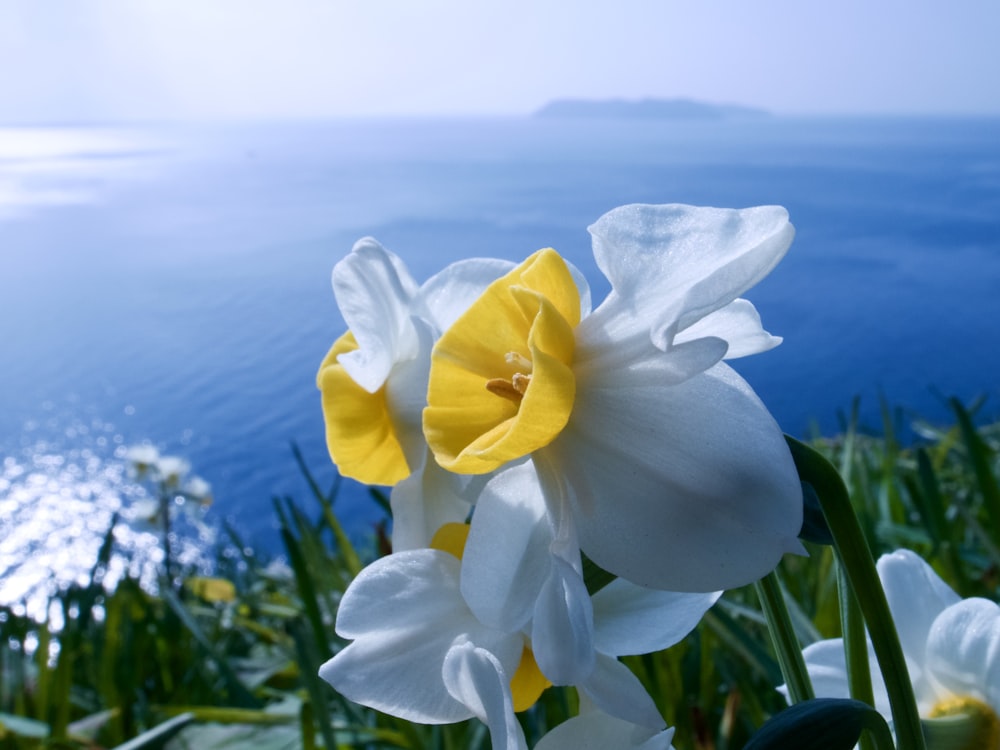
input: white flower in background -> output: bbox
[183,475,213,505]
[423,203,804,592]
[794,549,1000,747]
[125,445,196,491]
[320,518,716,750]
[155,455,191,487]
[534,699,676,750]
[316,238,515,548]
[126,443,160,469]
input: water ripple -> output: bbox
[0,415,215,623]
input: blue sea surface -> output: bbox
[2,116,999,576]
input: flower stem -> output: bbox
[838,560,876,750]
[755,570,814,704]
[861,710,900,750]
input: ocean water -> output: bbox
[2,116,999,602]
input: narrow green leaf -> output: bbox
[161,589,261,709]
[288,617,340,750]
[755,571,814,703]
[111,712,194,750]
[275,498,332,663]
[702,606,782,687]
[290,441,365,577]
[156,706,296,725]
[786,435,926,750]
[0,712,50,739]
[837,560,875,750]
[951,397,1000,551]
[368,486,392,516]
[908,449,947,547]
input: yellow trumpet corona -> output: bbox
[317,332,410,485]
[424,249,579,474]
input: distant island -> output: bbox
[534,97,769,120]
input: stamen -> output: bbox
[486,378,524,402]
[505,351,533,371]
[486,353,533,402]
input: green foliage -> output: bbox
[1,402,998,749]
[742,699,893,750]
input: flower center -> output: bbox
[485,352,534,402]
[926,695,1000,750]
[424,249,580,474]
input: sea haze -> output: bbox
[2,115,999,565]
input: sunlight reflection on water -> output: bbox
[0,414,215,624]
[0,126,166,220]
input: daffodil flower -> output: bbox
[423,203,804,592]
[792,549,1000,748]
[316,238,513,547]
[320,517,717,749]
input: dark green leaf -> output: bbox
[742,698,889,750]
[799,481,834,545]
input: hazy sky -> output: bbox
[2,0,999,122]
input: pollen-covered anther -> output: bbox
[485,352,533,402]
[485,372,531,402]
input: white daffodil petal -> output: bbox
[461,461,551,632]
[419,257,517,331]
[794,639,892,716]
[673,298,782,359]
[574,327,728,389]
[534,709,675,750]
[333,550,465,639]
[321,552,475,722]
[877,549,961,669]
[384,316,435,466]
[587,204,793,346]
[566,257,594,319]
[579,653,667,730]
[531,556,596,685]
[320,630,473,723]
[442,642,528,750]
[926,597,1000,709]
[390,455,472,551]
[591,580,721,656]
[793,640,849,700]
[554,361,803,592]
[333,238,420,392]
[323,550,524,724]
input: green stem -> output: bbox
[787,436,926,750]
[755,570,814,704]
[838,560,876,750]
[159,484,174,587]
[861,709,899,750]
